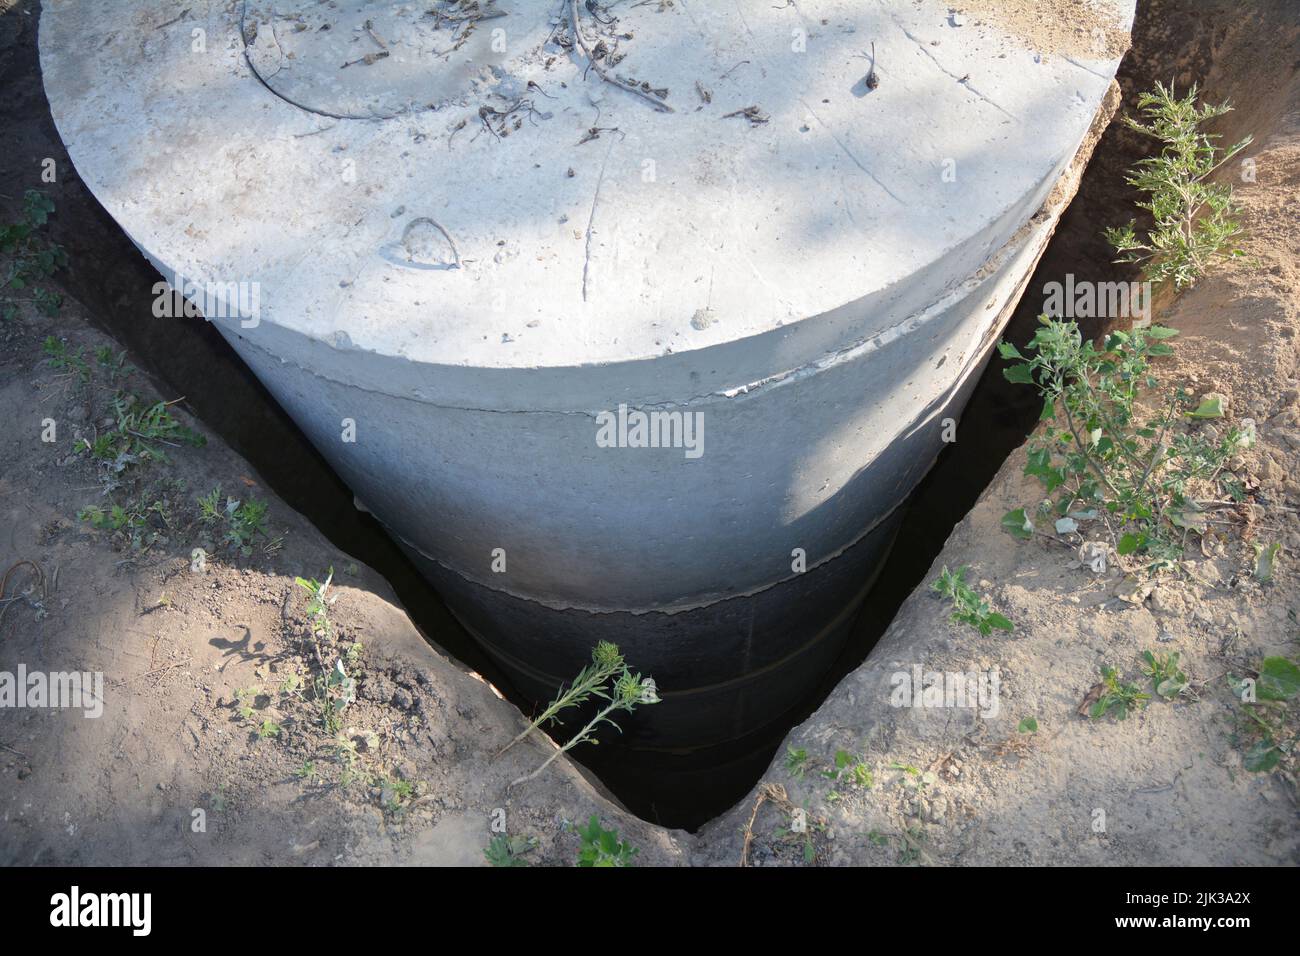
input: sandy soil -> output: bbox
[0,308,685,866]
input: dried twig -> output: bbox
[568,0,673,113]
[740,782,792,867]
[722,105,769,125]
[0,560,46,635]
[0,739,28,760]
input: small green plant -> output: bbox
[379,775,415,812]
[1017,716,1039,734]
[764,811,816,868]
[43,336,90,383]
[198,485,269,554]
[495,640,625,758]
[2,190,67,317]
[1227,656,1299,773]
[295,568,335,641]
[293,760,316,780]
[484,834,536,867]
[234,686,260,721]
[315,659,356,734]
[820,749,873,788]
[509,663,660,788]
[1089,665,1151,720]
[78,503,133,533]
[94,346,132,382]
[1000,318,1245,567]
[294,570,356,733]
[77,483,177,552]
[257,719,281,739]
[82,391,205,469]
[333,737,368,788]
[898,826,927,866]
[1140,649,1189,699]
[784,745,808,779]
[575,815,638,867]
[1104,82,1252,292]
[930,565,1013,635]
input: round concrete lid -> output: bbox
[41,0,1132,381]
[242,0,518,119]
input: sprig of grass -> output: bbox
[1089,665,1151,720]
[509,664,660,788]
[930,565,1013,635]
[1104,82,1252,291]
[495,640,625,758]
[82,391,205,468]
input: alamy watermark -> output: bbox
[0,664,103,718]
[595,403,704,459]
[50,886,150,936]
[1043,274,1151,324]
[152,270,261,328]
[889,666,1000,718]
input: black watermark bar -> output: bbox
[0,866,1288,938]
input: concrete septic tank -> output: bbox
[40,0,1132,754]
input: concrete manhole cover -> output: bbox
[41,0,1135,755]
[241,0,518,119]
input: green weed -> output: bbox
[484,834,536,867]
[1088,665,1151,720]
[1001,318,1245,568]
[507,646,659,788]
[1228,656,1299,773]
[43,336,89,383]
[295,569,335,641]
[575,815,638,867]
[930,565,1013,635]
[1140,650,1190,699]
[820,749,873,788]
[495,640,625,758]
[198,485,269,554]
[1104,83,1252,292]
[82,391,205,470]
[1,190,67,318]
[784,745,808,779]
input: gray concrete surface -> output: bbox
[39,0,1132,741]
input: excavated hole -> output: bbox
[5,0,1233,830]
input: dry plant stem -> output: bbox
[1059,391,1123,501]
[508,696,622,788]
[569,0,674,113]
[739,782,791,867]
[1134,394,1180,502]
[0,559,46,634]
[1078,374,1171,519]
[495,682,595,758]
[494,652,623,758]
